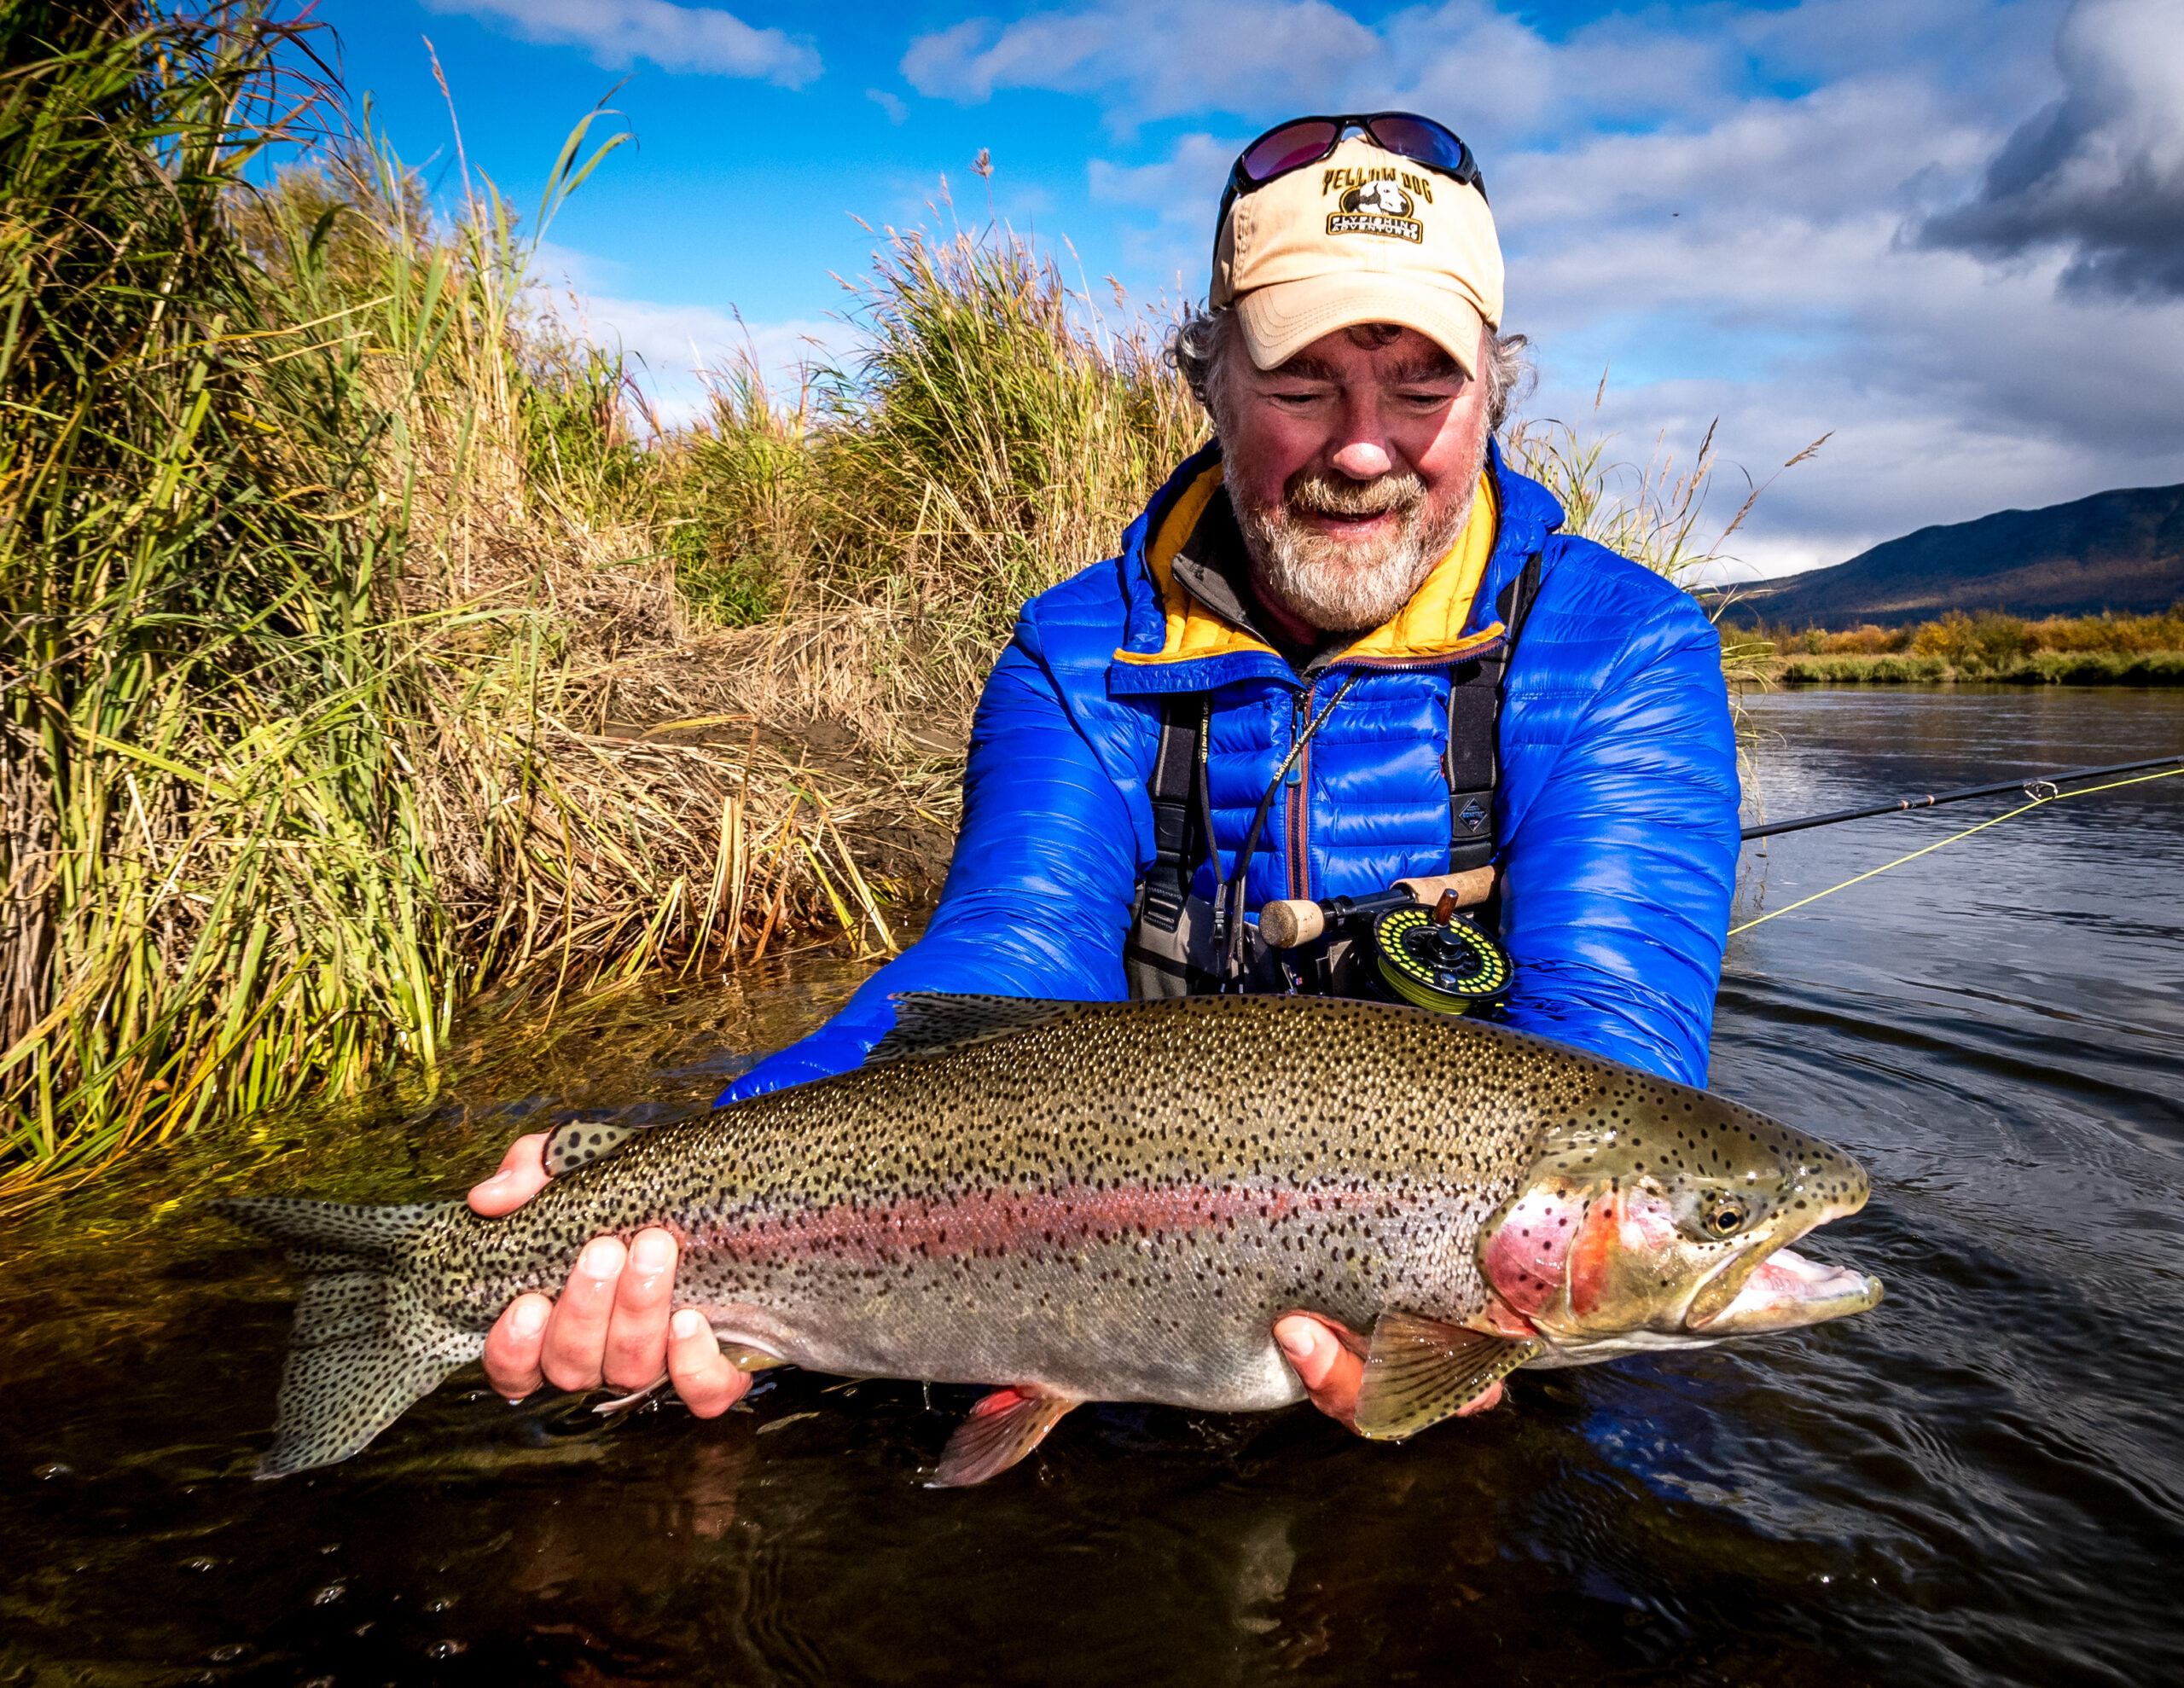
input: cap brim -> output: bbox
[1236,274,1486,374]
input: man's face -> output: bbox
[1220,322,1491,635]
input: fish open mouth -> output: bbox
[1686,1246,1884,1335]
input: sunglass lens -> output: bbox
[1240,119,1341,183]
[1368,115,1468,175]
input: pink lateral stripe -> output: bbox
[700,1181,1391,1266]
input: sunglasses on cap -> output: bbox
[1214,112,1487,251]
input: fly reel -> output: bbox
[1256,868,1515,1017]
[1370,903,1513,1015]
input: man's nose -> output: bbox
[1327,396,1396,481]
[1329,438,1394,479]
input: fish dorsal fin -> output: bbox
[1352,1310,1541,1441]
[929,1386,1079,1487]
[543,1121,643,1178]
[866,993,1083,1065]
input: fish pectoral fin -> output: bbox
[1352,1310,1541,1441]
[929,1387,1079,1488]
[543,1122,642,1177]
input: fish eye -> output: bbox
[1707,1201,1747,1237]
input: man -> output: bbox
[468,114,1740,1432]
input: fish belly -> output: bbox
[671,1210,1417,1412]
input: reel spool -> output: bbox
[1371,904,1513,1015]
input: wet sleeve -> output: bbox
[712,621,1140,1104]
[1494,598,1740,1086]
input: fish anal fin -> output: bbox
[543,1121,643,1177]
[868,994,1083,1065]
[929,1386,1078,1487]
[1353,1310,1540,1441]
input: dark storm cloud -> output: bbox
[1918,0,2184,298]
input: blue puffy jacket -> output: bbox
[718,438,1740,1100]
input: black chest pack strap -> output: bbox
[1442,551,1544,873]
[1140,692,1211,936]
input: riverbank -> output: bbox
[1765,650,2184,684]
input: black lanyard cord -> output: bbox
[1218,670,1362,985]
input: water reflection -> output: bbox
[2,687,2181,1685]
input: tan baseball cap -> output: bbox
[1211,134,1503,375]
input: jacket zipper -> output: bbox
[1317,630,1509,676]
[1280,636,1508,899]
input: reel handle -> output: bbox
[1258,867,1496,950]
[1391,867,1496,911]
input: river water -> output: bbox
[3,686,2180,1686]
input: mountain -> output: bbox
[1726,483,2184,628]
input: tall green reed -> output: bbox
[0,1,634,1204]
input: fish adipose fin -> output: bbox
[868,994,1085,1064]
[543,1121,643,1176]
[929,1387,1079,1487]
[219,1198,479,1477]
[1353,1311,1542,1441]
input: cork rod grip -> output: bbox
[1258,898,1324,949]
[1257,868,1496,951]
[1391,867,1496,909]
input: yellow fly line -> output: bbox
[1730,764,2184,937]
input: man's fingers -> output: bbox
[602,1227,678,1390]
[1275,1314,1509,1429]
[469,1132,552,1217]
[1275,1311,1364,1431]
[668,1308,752,1419]
[483,1293,550,1399]
[540,1236,625,1391]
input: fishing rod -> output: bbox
[1740,752,2184,842]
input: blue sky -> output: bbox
[313,0,2184,578]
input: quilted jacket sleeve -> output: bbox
[713,616,1141,1104]
[1493,560,1740,1087]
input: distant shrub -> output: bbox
[1909,610,2029,668]
[2018,610,2184,655]
[1821,624,1906,654]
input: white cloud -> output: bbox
[901,3,1380,121]
[422,0,822,85]
[1087,132,1234,223]
[867,87,908,125]
[527,247,853,427]
[1484,41,2184,571]
[1918,0,2184,297]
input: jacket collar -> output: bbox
[1107,436,1564,696]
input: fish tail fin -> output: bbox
[216,1196,448,1265]
[219,1198,480,1478]
[258,1331,465,1478]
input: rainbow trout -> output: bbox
[224,995,1881,1483]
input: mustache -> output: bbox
[1283,469,1429,519]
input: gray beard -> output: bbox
[1234,456,1484,635]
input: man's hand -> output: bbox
[1274,1310,1503,1428]
[468,1133,750,1418]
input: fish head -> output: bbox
[1479,1082,1881,1355]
